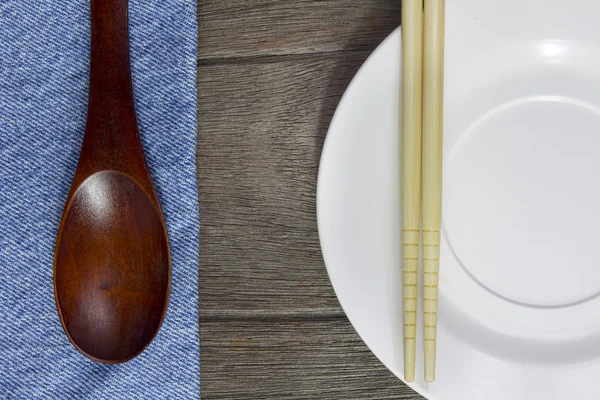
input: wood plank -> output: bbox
[198,0,400,59]
[198,52,374,316]
[200,318,423,399]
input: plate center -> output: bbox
[445,96,600,307]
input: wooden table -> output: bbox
[198,1,424,398]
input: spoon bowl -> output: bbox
[55,172,169,363]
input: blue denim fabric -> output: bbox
[0,1,199,398]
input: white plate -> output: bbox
[317,1,600,399]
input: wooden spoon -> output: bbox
[53,0,170,364]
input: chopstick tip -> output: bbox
[424,339,437,382]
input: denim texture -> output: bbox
[0,1,199,398]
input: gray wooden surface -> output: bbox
[198,1,424,398]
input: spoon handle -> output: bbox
[71,0,156,203]
[89,0,135,121]
[77,0,145,178]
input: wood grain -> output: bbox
[197,1,422,398]
[200,318,424,399]
[198,53,373,316]
[198,0,400,59]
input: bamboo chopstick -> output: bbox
[422,0,445,383]
[401,0,424,383]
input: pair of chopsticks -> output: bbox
[401,0,445,383]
